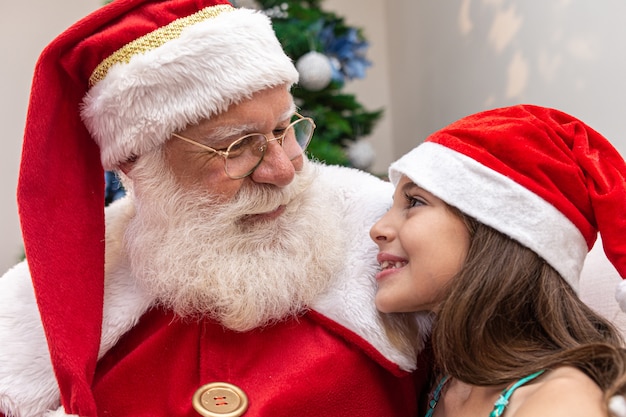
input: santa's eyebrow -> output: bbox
[209,123,258,139]
[279,103,297,121]
[207,103,298,140]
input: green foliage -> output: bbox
[299,87,383,165]
[254,0,383,167]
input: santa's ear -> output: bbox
[118,155,138,175]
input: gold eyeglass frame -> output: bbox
[171,112,315,179]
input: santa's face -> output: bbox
[121,90,343,331]
[163,85,304,206]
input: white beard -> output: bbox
[122,154,344,331]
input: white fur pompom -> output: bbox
[615,280,626,312]
[609,395,626,417]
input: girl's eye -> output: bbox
[404,192,426,209]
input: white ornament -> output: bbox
[296,51,333,91]
[231,0,261,9]
[345,139,376,170]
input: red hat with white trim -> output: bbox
[388,105,626,308]
[17,0,298,415]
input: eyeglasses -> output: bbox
[172,113,315,179]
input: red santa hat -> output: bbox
[389,105,626,308]
[17,0,298,415]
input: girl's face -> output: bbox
[370,175,471,313]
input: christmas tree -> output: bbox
[238,0,382,167]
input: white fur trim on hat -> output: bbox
[389,142,588,290]
[81,8,299,170]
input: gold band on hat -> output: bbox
[89,4,233,86]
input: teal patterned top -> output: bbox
[424,370,545,417]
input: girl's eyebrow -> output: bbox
[401,180,418,194]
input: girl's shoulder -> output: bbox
[512,366,605,417]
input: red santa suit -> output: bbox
[0,163,430,416]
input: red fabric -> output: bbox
[427,104,626,278]
[307,310,408,376]
[17,1,231,415]
[92,308,426,416]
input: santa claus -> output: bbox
[0,1,430,416]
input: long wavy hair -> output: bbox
[433,212,626,403]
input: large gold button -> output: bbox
[192,382,249,417]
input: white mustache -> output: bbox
[212,165,314,221]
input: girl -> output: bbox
[371,105,626,417]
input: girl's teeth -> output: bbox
[380,261,406,270]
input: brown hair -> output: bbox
[432,213,626,402]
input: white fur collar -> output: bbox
[310,164,418,371]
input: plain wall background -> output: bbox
[1,0,103,271]
[2,0,626,273]
[386,0,626,159]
